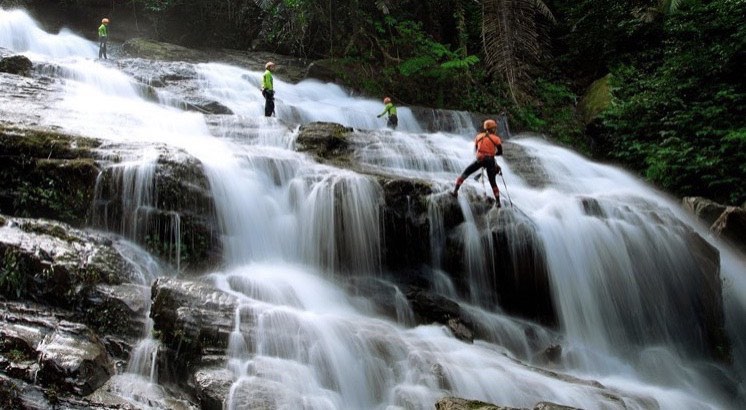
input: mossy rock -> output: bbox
[0,125,100,158]
[577,74,612,124]
[0,126,101,226]
[120,37,208,62]
[295,122,354,165]
[0,55,32,77]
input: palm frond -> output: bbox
[481,0,555,103]
[660,0,689,14]
[251,0,284,11]
[375,0,391,15]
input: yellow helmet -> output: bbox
[102,18,110,24]
[483,119,497,131]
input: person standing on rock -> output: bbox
[98,18,109,60]
[450,119,503,207]
[377,97,398,129]
[261,61,275,117]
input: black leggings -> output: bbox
[98,37,108,59]
[263,89,275,117]
[460,156,498,188]
[387,114,398,129]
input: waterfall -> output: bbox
[2,7,744,409]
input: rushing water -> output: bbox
[2,7,745,409]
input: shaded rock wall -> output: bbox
[0,125,101,227]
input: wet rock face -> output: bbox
[490,210,555,327]
[0,55,32,76]
[502,141,551,189]
[435,397,581,410]
[0,126,101,226]
[36,321,113,396]
[150,278,243,372]
[0,216,157,341]
[93,148,222,273]
[295,122,354,165]
[380,178,433,270]
[683,196,729,226]
[406,288,475,342]
[711,206,746,254]
[191,367,233,410]
[0,301,112,397]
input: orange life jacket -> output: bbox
[475,131,502,159]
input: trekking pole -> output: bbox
[500,172,513,207]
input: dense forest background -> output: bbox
[6,0,745,205]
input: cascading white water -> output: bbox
[2,8,744,409]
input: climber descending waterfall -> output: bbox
[0,7,744,410]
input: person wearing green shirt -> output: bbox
[377,97,398,129]
[98,18,109,59]
[261,61,275,117]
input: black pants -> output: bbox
[262,89,275,117]
[459,156,498,189]
[98,36,108,59]
[387,114,398,129]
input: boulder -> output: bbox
[405,288,475,342]
[502,141,551,189]
[150,277,244,373]
[436,397,506,410]
[577,74,612,124]
[436,396,582,410]
[682,196,728,226]
[710,206,746,254]
[0,55,32,76]
[295,121,354,165]
[35,321,113,396]
[190,367,234,410]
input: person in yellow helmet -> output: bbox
[98,18,109,60]
[261,61,275,117]
[377,97,398,129]
[450,119,504,206]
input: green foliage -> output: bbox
[0,377,23,410]
[597,0,746,204]
[0,250,26,299]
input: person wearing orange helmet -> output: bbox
[98,18,109,59]
[450,119,504,206]
[377,96,398,129]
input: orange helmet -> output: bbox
[102,18,110,24]
[265,61,275,69]
[483,119,497,131]
[383,97,391,104]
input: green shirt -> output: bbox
[262,69,273,91]
[379,102,396,117]
[98,24,108,38]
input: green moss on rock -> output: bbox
[577,74,612,124]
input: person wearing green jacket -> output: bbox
[261,61,275,117]
[377,97,398,129]
[98,18,109,59]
